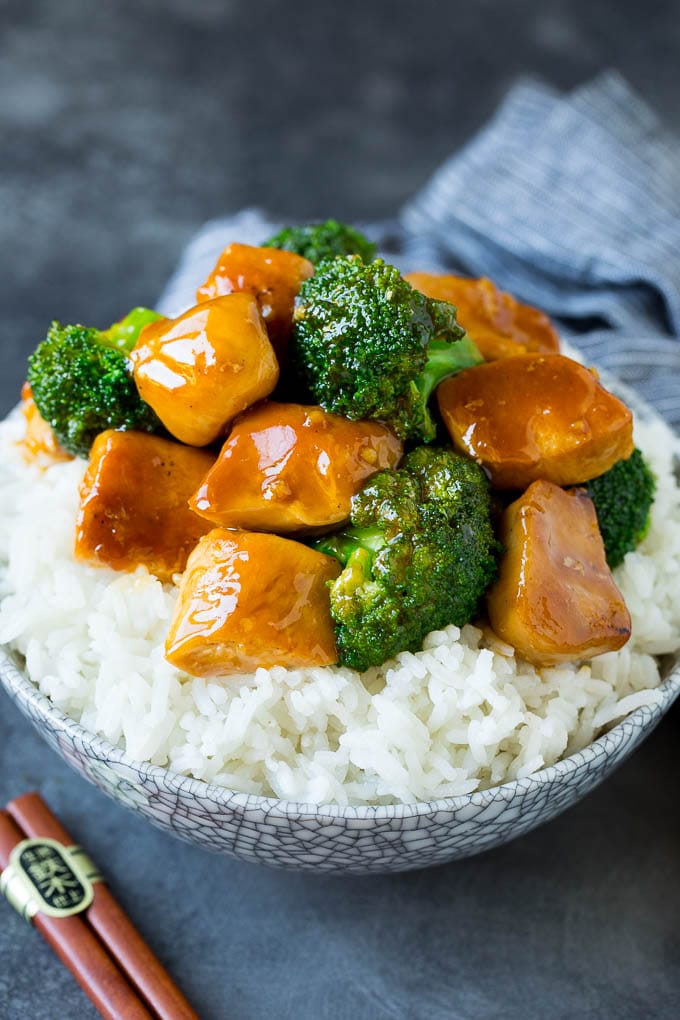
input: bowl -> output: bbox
[3,370,679,873]
[2,646,678,874]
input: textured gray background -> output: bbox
[1,1,679,1017]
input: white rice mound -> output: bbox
[0,410,679,806]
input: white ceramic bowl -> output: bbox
[3,372,679,873]
[2,647,678,873]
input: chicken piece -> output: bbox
[196,242,314,357]
[486,480,631,666]
[191,402,403,533]
[437,353,633,489]
[130,294,279,446]
[165,530,341,677]
[405,272,560,362]
[75,430,215,581]
[19,382,72,465]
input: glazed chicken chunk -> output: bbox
[405,273,560,362]
[75,430,215,581]
[165,530,341,677]
[196,242,314,357]
[20,382,72,465]
[486,480,631,666]
[190,401,403,533]
[437,353,634,489]
[130,294,279,446]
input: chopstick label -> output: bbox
[0,838,103,921]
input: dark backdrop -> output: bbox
[1,3,679,1019]
[2,0,680,411]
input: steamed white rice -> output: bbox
[0,409,679,805]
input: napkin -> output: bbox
[158,72,680,430]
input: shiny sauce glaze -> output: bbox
[191,401,403,532]
[19,382,72,464]
[406,273,560,362]
[196,242,313,358]
[165,530,341,676]
[75,430,215,581]
[130,294,279,446]
[486,480,631,666]
[437,353,634,489]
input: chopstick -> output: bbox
[0,809,153,1020]
[2,793,199,1020]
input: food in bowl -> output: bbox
[0,219,678,807]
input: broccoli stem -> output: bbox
[415,336,484,407]
[316,526,386,567]
[338,547,374,598]
[99,307,164,354]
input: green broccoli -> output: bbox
[290,256,483,442]
[99,306,164,353]
[315,447,499,671]
[28,321,161,458]
[585,448,656,568]
[263,219,376,264]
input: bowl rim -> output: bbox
[2,644,679,820]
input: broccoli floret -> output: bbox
[263,219,376,264]
[99,307,163,353]
[316,448,499,671]
[291,256,483,442]
[585,449,656,568]
[28,321,161,458]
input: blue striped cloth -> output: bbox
[159,72,680,429]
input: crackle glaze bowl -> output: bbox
[2,647,679,874]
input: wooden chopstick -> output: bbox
[0,809,154,1020]
[6,792,200,1020]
